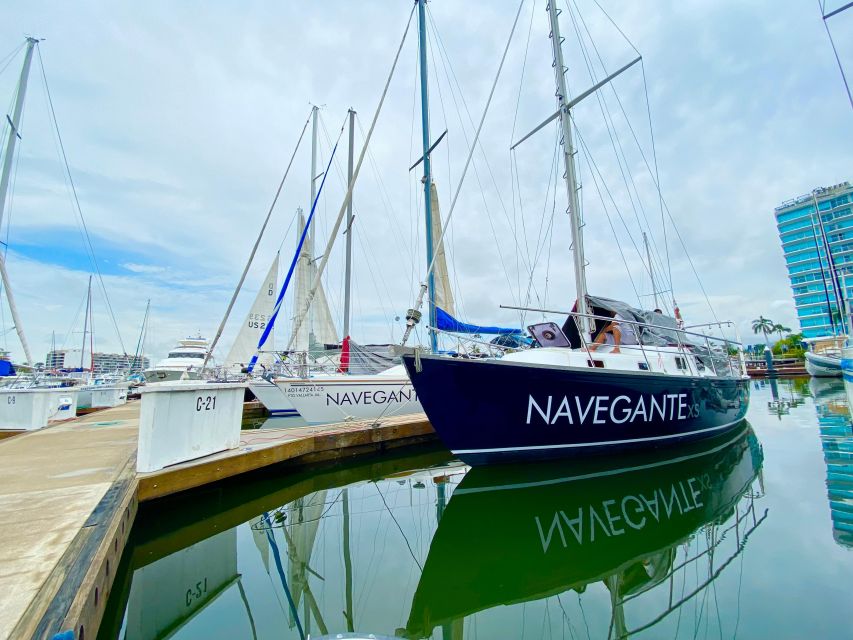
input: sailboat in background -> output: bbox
[224,253,279,373]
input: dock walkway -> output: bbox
[0,401,433,640]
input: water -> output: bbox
[100,378,853,639]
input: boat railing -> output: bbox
[500,305,746,378]
[570,310,746,378]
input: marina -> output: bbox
[0,401,434,640]
[0,1,850,639]
[84,379,851,639]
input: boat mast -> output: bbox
[0,38,38,366]
[417,0,438,353]
[643,232,659,309]
[812,191,847,335]
[0,38,37,231]
[308,105,319,347]
[343,108,355,339]
[546,2,592,336]
[133,299,150,374]
[81,275,92,370]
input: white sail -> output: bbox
[292,210,339,352]
[225,254,278,370]
[429,182,455,316]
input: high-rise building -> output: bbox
[775,181,853,339]
[44,349,150,374]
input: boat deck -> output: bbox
[0,401,433,640]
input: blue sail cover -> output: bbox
[0,360,14,376]
[435,307,521,335]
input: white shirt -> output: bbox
[613,313,639,345]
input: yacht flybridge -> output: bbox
[143,336,211,383]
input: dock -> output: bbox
[0,401,434,640]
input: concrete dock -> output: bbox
[0,401,434,640]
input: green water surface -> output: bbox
[100,377,853,639]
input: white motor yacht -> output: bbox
[143,336,212,383]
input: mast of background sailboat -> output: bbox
[343,108,355,339]
[133,299,150,374]
[0,38,37,365]
[81,275,92,370]
[808,209,837,334]
[643,232,660,309]
[812,191,847,334]
[546,2,592,336]
[308,105,319,347]
[417,0,438,353]
[0,38,37,230]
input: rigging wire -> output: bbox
[571,1,672,298]
[36,45,128,354]
[818,0,853,111]
[565,0,668,305]
[424,3,526,307]
[318,112,399,337]
[509,0,539,317]
[0,43,26,79]
[574,122,642,304]
[574,1,720,324]
[204,107,313,367]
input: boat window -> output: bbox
[675,357,687,370]
[168,352,205,359]
[587,359,605,368]
[638,362,649,371]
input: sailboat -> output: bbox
[401,2,750,464]
[248,108,427,423]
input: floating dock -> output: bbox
[0,401,434,640]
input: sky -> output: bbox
[0,0,850,364]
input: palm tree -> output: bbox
[773,323,791,341]
[752,316,774,351]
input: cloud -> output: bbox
[0,0,849,363]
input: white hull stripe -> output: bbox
[452,419,745,455]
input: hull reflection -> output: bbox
[405,425,765,639]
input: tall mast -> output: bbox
[0,38,38,366]
[0,38,37,231]
[546,2,591,336]
[81,275,92,369]
[343,108,355,339]
[308,105,319,345]
[812,191,847,334]
[643,232,659,309]
[417,0,438,353]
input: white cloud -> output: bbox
[0,0,848,363]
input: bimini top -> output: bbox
[562,295,684,350]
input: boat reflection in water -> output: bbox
[811,378,853,547]
[105,429,765,640]
[404,425,764,639]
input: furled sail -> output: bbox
[429,182,455,317]
[291,210,339,353]
[225,254,278,370]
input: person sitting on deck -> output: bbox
[590,311,639,354]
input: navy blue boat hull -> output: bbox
[402,354,750,465]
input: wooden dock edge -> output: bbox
[137,416,436,502]
[26,413,435,640]
[13,456,138,640]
